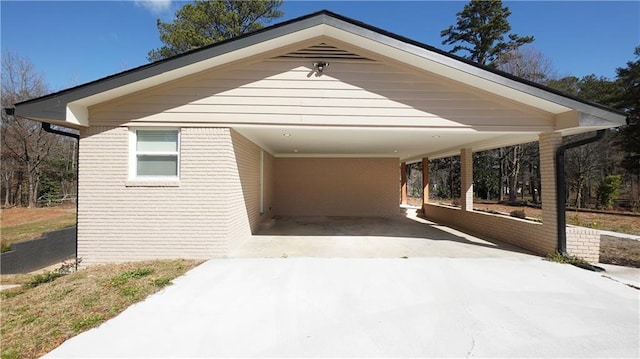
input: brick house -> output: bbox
[14,11,626,264]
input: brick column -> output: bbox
[422,157,429,206]
[460,148,473,211]
[539,132,563,254]
[400,162,407,205]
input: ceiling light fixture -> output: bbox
[313,61,329,73]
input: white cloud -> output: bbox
[135,0,173,15]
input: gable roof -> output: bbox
[14,10,626,129]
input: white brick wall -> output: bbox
[227,129,274,251]
[566,227,600,262]
[538,132,562,255]
[78,126,265,264]
[460,148,473,211]
[423,203,549,255]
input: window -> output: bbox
[130,129,179,179]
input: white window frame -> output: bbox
[129,128,180,181]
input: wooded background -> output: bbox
[2,0,638,211]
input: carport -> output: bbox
[232,210,535,259]
[13,11,627,264]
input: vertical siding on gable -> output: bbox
[274,158,399,217]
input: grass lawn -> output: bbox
[1,206,76,252]
[0,259,201,359]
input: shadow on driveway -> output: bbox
[234,215,534,258]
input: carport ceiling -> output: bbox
[233,125,539,162]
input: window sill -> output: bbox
[125,180,180,188]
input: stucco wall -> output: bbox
[78,126,270,264]
[274,157,398,217]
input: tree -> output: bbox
[441,0,534,67]
[614,47,640,176]
[429,157,461,202]
[546,74,623,208]
[148,0,284,61]
[497,45,555,83]
[596,175,622,209]
[473,150,499,200]
[612,47,640,210]
[1,51,55,207]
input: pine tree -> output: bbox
[148,0,283,62]
[614,47,640,176]
[441,0,534,67]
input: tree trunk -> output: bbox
[499,149,505,201]
[28,174,36,208]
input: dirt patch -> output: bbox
[600,236,640,268]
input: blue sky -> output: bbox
[1,1,638,92]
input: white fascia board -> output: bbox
[66,103,89,127]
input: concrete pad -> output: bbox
[45,258,639,358]
[233,216,534,259]
[597,263,640,288]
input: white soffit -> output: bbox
[233,125,539,162]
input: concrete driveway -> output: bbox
[232,215,534,258]
[46,258,639,358]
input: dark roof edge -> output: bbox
[16,9,627,119]
[15,10,331,107]
[321,10,627,118]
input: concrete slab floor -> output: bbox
[44,258,640,358]
[232,215,535,259]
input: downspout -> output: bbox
[41,123,80,269]
[555,129,606,254]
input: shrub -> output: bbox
[109,267,155,287]
[151,277,172,288]
[510,209,526,219]
[1,240,12,253]
[23,258,82,288]
[596,175,622,209]
[545,251,587,265]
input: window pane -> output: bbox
[137,155,178,176]
[137,130,178,152]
